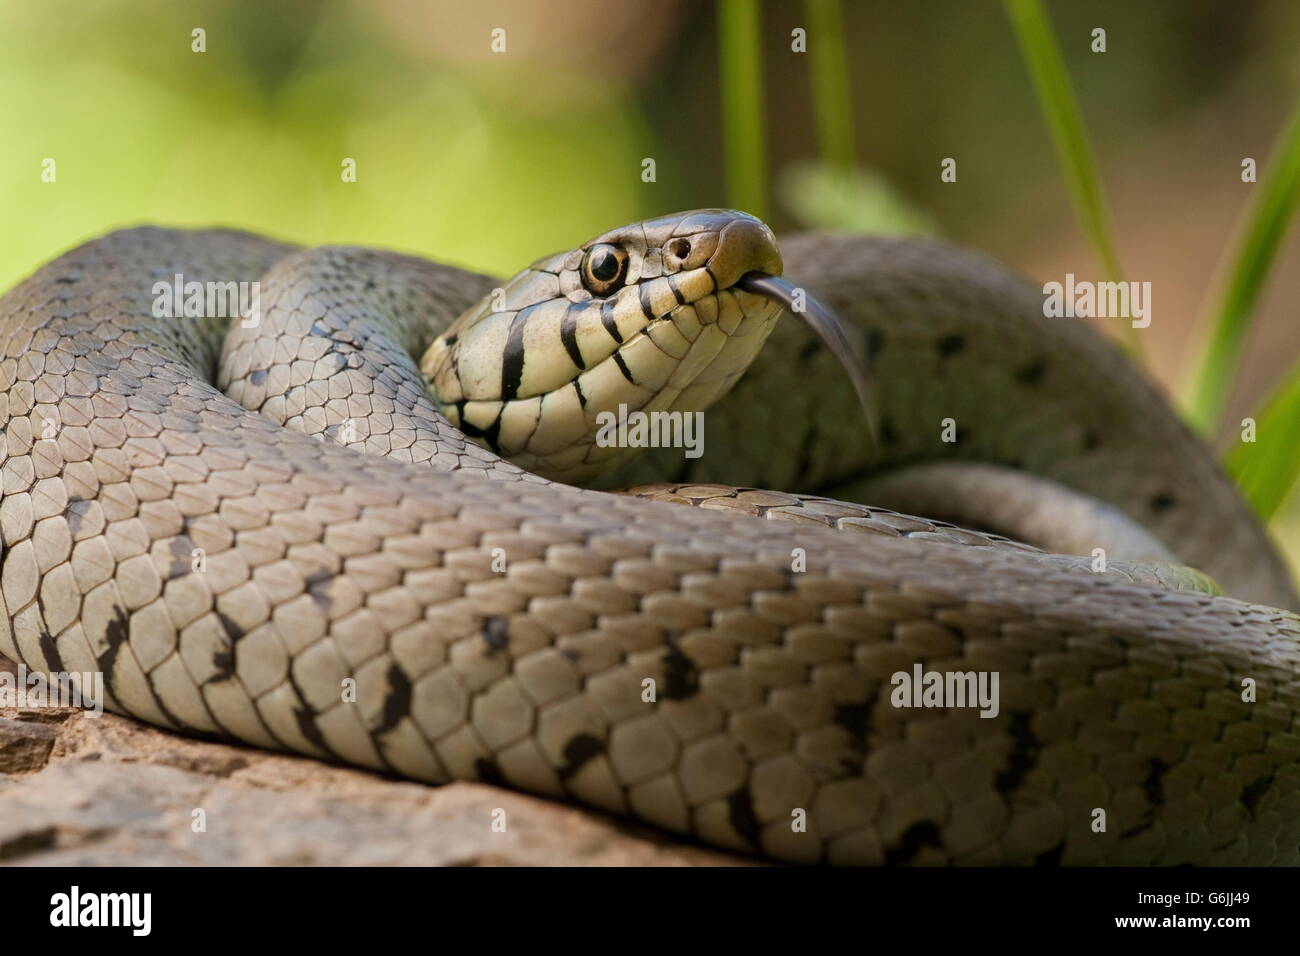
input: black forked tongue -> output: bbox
[735,272,878,443]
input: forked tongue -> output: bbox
[735,272,878,443]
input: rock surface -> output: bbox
[0,655,745,866]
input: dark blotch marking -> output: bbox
[1240,773,1273,818]
[211,646,235,681]
[482,615,509,655]
[725,785,763,849]
[167,536,193,579]
[64,496,86,536]
[37,627,65,673]
[661,641,700,700]
[1035,841,1066,866]
[293,705,334,756]
[557,733,605,783]
[305,568,334,611]
[612,350,635,384]
[995,711,1041,794]
[1119,759,1171,838]
[443,333,458,348]
[373,663,412,735]
[1015,358,1048,386]
[1144,756,1168,807]
[1150,491,1177,514]
[209,613,242,680]
[560,302,586,370]
[937,333,965,358]
[884,821,943,866]
[249,368,269,386]
[475,756,508,788]
[638,283,656,321]
[573,379,587,410]
[834,702,870,746]
[833,701,871,774]
[91,606,131,703]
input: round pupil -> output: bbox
[590,249,619,281]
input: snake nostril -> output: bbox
[667,238,691,261]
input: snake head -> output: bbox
[421,209,870,483]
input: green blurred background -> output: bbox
[2,0,1297,569]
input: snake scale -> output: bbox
[2,210,1299,865]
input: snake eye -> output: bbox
[581,243,629,296]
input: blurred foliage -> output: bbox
[0,0,656,288]
[1230,358,1300,521]
[1003,0,1138,358]
[1185,97,1300,439]
[999,1,1300,522]
[718,0,768,218]
[781,161,934,234]
[803,0,855,172]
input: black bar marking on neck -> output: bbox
[667,273,687,306]
[560,302,585,370]
[639,283,656,322]
[500,307,531,401]
[612,350,635,384]
[600,298,623,343]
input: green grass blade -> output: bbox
[805,0,855,172]
[1003,0,1142,359]
[717,0,767,219]
[1227,355,1300,521]
[1184,98,1300,436]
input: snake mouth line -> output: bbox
[734,272,878,440]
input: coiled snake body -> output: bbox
[1,211,1298,865]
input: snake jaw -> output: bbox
[419,210,799,482]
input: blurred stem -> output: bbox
[1003,0,1143,361]
[1227,354,1300,521]
[1184,97,1300,437]
[805,0,855,171]
[718,0,767,218]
